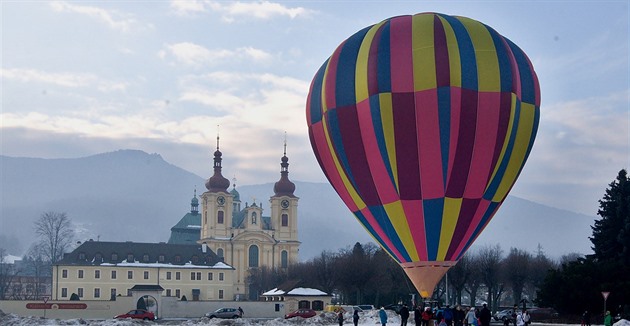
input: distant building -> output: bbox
[183,137,301,300]
[167,190,201,244]
[52,241,234,302]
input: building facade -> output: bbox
[52,241,234,302]
[194,140,301,300]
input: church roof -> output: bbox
[231,208,272,230]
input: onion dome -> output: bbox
[190,189,199,214]
[205,136,230,192]
[230,179,240,201]
[273,142,296,197]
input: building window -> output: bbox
[95,270,100,279]
[111,288,116,298]
[313,300,324,311]
[282,213,289,227]
[127,254,134,262]
[61,288,67,298]
[62,269,68,278]
[217,211,224,224]
[176,272,180,280]
[78,252,86,260]
[143,254,150,262]
[94,288,100,298]
[78,270,84,279]
[166,271,171,280]
[192,255,199,264]
[158,255,165,263]
[111,270,117,279]
[281,250,288,268]
[219,272,224,281]
[217,248,224,258]
[174,255,181,263]
[127,289,132,296]
[166,289,171,297]
[196,272,201,280]
[95,253,102,262]
[111,253,118,261]
[251,212,257,224]
[143,271,149,280]
[208,272,213,281]
[175,289,181,298]
[192,289,200,301]
[248,245,259,267]
[77,288,84,298]
[218,289,224,299]
[190,272,196,280]
[127,271,133,279]
[299,300,310,309]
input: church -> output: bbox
[168,138,301,300]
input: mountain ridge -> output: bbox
[0,149,596,260]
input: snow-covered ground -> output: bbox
[2,309,629,326]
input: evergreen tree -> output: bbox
[590,169,630,265]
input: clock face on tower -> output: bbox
[217,196,225,206]
[281,199,289,209]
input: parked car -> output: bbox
[204,307,241,319]
[357,305,375,311]
[114,309,156,320]
[384,304,403,314]
[528,307,559,321]
[494,309,514,322]
[285,309,317,319]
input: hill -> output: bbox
[0,150,596,260]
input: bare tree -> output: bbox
[449,253,471,305]
[34,211,74,263]
[504,247,532,305]
[0,247,18,300]
[478,244,503,312]
[464,250,483,307]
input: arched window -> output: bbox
[248,245,259,268]
[217,211,224,224]
[217,248,224,258]
[281,250,288,268]
[251,212,257,225]
[281,214,289,227]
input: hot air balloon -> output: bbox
[306,12,540,298]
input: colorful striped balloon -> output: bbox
[306,12,540,298]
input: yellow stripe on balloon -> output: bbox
[492,101,537,202]
[412,13,436,92]
[356,22,386,103]
[439,16,462,88]
[485,93,517,193]
[436,197,463,260]
[379,93,399,191]
[320,109,367,211]
[459,17,500,92]
[382,200,419,261]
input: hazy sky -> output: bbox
[1,1,628,216]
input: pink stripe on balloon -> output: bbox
[450,199,491,258]
[464,92,501,198]
[446,87,462,187]
[400,199,428,261]
[359,206,406,262]
[324,43,342,110]
[368,26,383,96]
[311,124,359,212]
[356,98,400,203]
[416,89,445,199]
[389,16,414,92]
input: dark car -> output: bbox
[204,307,241,319]
[528,307,559,321]
[384,304,403,314]
[285,308,317,319]
[114,309,156,320]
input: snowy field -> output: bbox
[2,309,629,326]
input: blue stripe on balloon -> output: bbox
[370,94,398,188]
[368,204,412,262]
[309,61,328,125]
[437,86,451,186]
[439,14,478,90]
[506,39,536,104]
[377,21,392,93]
[335,26,370,107]
[488,28,512,93]
[483,99,522,200]
[423,198,445,261]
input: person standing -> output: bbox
[465,307,477,326]
[422,307,433,326]
[582,310,591,326]
[353,309,360,326]
[454,306,465,326]
[479,304,492,326]
[443,305,454,326]
[522,310,530,326]
[414,306,422,325]
[238,307,244,317]
[338,311,344,326]
[380,307,389,326]
[604,311,612,326]
[400,304,410,326]
[516,311,525,326]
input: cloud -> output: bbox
[169,0,313,21]
[1,68,129,92]
[159,42,273,66]
[49,1,148,32]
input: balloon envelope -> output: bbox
[306,13,540,297]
